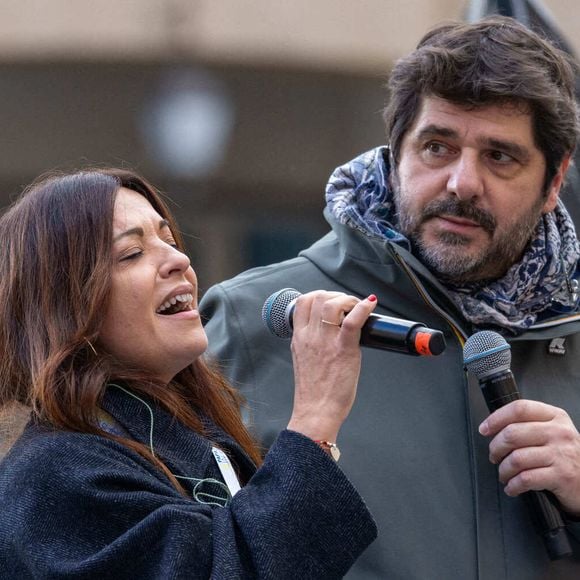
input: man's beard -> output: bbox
[394,191,545,285]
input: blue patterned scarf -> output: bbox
[326,147,580,333]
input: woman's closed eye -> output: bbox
[117,235,180,263]
[119,249,143,262]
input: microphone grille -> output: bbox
[463,330,511,379]
[261,288,300,339]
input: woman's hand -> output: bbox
[286,291,377,443]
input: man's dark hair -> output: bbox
[383,16,580,190]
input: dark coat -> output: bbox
[0,388,377,579]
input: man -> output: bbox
[201,17,580,579]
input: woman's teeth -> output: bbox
[156,293,193,314]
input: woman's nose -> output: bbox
[160,245,191,278]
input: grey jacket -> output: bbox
[201,206,580,579]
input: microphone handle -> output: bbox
[360,314,423,355]
[359,314,446,356]
[480,371,572,560]
[285,302,446,356]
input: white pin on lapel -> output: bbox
[212,447,241,496]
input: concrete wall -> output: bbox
[0,0,576,286]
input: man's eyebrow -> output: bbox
[415,124,459,140]
[415,125,531,160]
[113,219,170,242]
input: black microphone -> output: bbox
[262,288,446,356]
[463,330,572,561]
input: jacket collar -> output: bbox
[101,386,256,482]
[301,208,580,342]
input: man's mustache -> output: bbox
[420,199,496,234]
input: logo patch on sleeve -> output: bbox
[548,337,566,356]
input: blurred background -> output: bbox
[0,0,578,292]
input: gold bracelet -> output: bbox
[314,440,341,462]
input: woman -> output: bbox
[0,169,378,578]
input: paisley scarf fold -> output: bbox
[326,147,580,332]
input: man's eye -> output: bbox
[489,150,514,164]
[425,142,449,156]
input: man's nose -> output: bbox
[446,152,484,201]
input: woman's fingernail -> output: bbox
[367,294,377,302]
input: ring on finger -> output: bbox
[321,319,341,327]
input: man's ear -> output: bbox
[542,154,571,214]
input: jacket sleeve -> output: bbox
[200,281,259,391]
[1,429,376,580]
[200,279,299,449]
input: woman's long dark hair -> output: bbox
[0,169,263,489]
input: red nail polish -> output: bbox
[367,294,377,302]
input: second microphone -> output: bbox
[262,288,446,357]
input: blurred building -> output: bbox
[0,0,577,289]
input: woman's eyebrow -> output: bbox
[113,227,143,242]
[114,220,170,242]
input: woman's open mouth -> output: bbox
[156,293,194,315]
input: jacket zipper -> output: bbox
[391,249,469,346]
[390,247,489,577]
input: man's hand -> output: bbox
[479,400,580,516]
